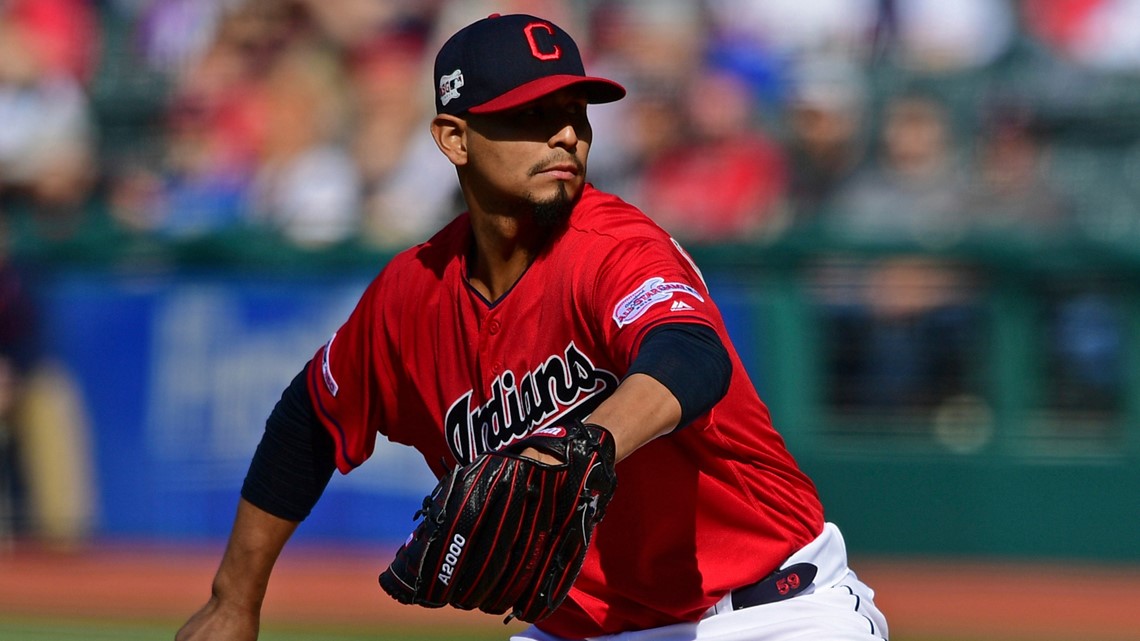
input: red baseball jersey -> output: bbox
[307,184,824,636]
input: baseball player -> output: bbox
[176,13,888,641]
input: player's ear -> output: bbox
[431,114,468,166]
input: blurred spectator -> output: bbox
[960,96,1126,418]
[585,0,787,244]
[109,6,265,237]
[2,0,100,83]
[702,0,881,112]
[829,90,970,243]
[0,234,94,545]
[300,0,441,50]
[1020,0,1140,71]
[0,6,97,240]
[1048,288,1123,413]
[587,0,704,86]
[818,90,980,412]
[635,65,790,242]
[705,0,879,62]
[0,246,40,538]
[347,30,451,248]
[585,0,705,195]
[783,56,871,224]
[109,0,368,244]
[814,251,981,413]
[0,0,99,540]
[876,0,1017,72]
[248,43,362,247]
[131,0,231,77]
[963,99,1072,242]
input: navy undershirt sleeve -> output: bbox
[625,322,732,430]
[241,366,336,521]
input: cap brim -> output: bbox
[467,75,626,114]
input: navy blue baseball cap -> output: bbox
[434,13,626,115]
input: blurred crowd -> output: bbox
[0,0,1138,252]
[3,0,1140,539]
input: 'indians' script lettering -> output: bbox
[444,343,617,464]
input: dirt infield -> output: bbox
[2,540,1139,640]
[856,556,1140,640]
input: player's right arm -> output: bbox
[174,498,298,641]
[177,366,338,640]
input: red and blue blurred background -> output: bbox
[2,1,1140,639]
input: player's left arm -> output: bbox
[586,372,680,462]
[590,322,731,461]
[574,232,732,463]
[523,321,731,464]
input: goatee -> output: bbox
[532,183,574,230]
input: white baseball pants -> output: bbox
[512,523,888,641]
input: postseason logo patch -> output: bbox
[439,69,464,106]
[613,277,703,328]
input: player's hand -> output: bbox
[174,596,259,641]
[518,445,563,465]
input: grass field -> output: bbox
[1,617,1123,641]
[0,617,990,641]
[1,625,1132,641]
[0,617,510,641]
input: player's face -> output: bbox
[463,89,593,222]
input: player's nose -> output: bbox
[549,122,580,150]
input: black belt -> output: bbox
[731,563,818,610]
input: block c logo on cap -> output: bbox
[439,69,464,106]
[524,22,561,60]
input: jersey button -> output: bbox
[488,320,501,334]
[492,362,502,374]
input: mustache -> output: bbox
[528,154,584,177]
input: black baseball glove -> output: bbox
[378,417,617,623]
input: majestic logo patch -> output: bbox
[321,332,339,396]
[443,343,618,465]
[613,277,704,327]
[439,69,464,106]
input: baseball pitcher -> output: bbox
[176,13,888,641]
